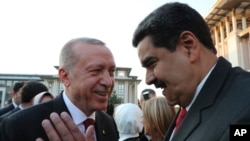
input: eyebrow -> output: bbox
[141,56,155,68]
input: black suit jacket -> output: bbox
[0,94,119,141]
[164,57,250,141]
[0,103,14,116]
[0,107,21,122]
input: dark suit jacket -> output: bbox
[0,107,21,122]
[164,57,250,141]
[0,103,14,116]
[0,94,119,141]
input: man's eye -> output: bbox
[146,62,155,69]
[90,69,101,75]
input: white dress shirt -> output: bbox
[62,92,96,139]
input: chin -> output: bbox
[94,104,107,111]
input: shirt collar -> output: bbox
[62,91,95,125]
[186,63,216,111]
[12,101,18,108]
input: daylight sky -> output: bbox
[0,0,217,96]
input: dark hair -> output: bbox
[13,82,25,93]
[141,88,156,96]
[106,103,114,117]
[141,88,156,101]
[132,2,216,54]
[21,81,48,103]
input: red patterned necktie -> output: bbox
[175,107,187,133]
[84,118,95,132]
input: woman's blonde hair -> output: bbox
[143,96,176,140]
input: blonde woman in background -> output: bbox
[142,97,176,141]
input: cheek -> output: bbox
[154,66,167,81]
[111,79,115,88]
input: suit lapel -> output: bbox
[52,92,70,114]
[0,103,14,116]
[94,111,108,141]
[170,57,232,141]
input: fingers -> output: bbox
[85,125,95,141]
[49,112,75,141]
[36,138,44,141]
[41,118,61,141]
[41,112,90,141]
[60,112,85,140]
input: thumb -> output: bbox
[35,138,44,141]
[85,125,95,141]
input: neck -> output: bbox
[198,48,218,80]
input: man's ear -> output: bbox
[179,31,199,62]
[58,68,70,87]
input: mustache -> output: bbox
[153,80,166,88]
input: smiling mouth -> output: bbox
[95,91,108,96]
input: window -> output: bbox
[6,81,12,86]
[117,71,125,77]
[0,80,5,86]
[117,84,125,94]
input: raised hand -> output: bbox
[36,112,95,141]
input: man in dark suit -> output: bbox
[31,3,250,141]
[0,82,24,116]
[0,37,118,141]
[0,81,48,122]
[132,2,250,141]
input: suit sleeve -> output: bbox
[0,117,11,141]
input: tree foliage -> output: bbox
[109,91,121,104]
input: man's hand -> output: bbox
[36,112,95,141]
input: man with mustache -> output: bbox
[35,2,250,141]
[132,2,250,141]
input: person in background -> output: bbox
[114,103,143,141]
[132,2,250,141]
[139,89,156,109]
[18,81,49,109]
[32,91,54,105]
[142,97,175,141]
[106,102,114,117]
[0,81,48,122]
[4,99,12,107]
[0,37,118,141]
[138,88,156,141]
[0,82,25,116]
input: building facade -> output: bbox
[0,67,141,108]
[205,0,250,71]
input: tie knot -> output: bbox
[175,107,187,133]
[84,118,95,131]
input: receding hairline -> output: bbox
[59,37,107,68]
